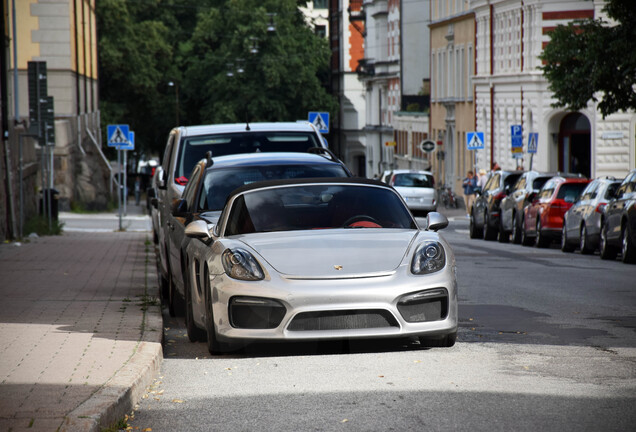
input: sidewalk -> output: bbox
[0,205,163,431]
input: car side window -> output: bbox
[513,176,526,191]
[538,180,555,199]
[580,181,597,201]
[182,165,201,208]
[484,174,500,192]
[162,135,174,173]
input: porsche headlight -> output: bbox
[222,248,264,281]
[410,241,446,274]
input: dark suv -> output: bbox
[500,171,557,244]
[599,169,636,263]
[470,170,523,241]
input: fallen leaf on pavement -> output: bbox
[172,399,184,403]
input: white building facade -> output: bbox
[472,0,635,178]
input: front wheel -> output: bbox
[419,331,456,348]
[511,213,522,244]
[621,225,636,264]
[483,213,498,241]
[536,219,550,248]
[185,271,206,343]
[580,225,594,255]
[599,223,618,260]
[469,211,483,239]
[561,221,575,252]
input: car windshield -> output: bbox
[557,183,588,201]
[199,164,349,211]
[224,184,417,235]
[393,173,433,188]
[176,132,321,179]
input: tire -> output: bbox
[511,213,522,244]
[185,270,206,343]
[599,223,618,260]
[419,331,456,348]
[561,221,575,252]
[580,225,594,255]
[521,216,534,246]
[483,212,498,241]
[621,225,636,264]
[469,211,483,239]
[536,219,550,248]
[204,267,230,355]
[497,219,510,243]
[168,272,185,318]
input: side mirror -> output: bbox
[527,191,537,202]
[156,169,166,190]
[146,188,156,199]
[150,197,158,209]
[172,198,188,217]
[425,212,449,232]
[185,220,213,239]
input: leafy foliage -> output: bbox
[540,0,636,117]
[96,0,336,155]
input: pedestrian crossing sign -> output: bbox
[466,132,484,150]
[308,112,329,134]
[107,124,130,147]
[528,132,538,154]
[119,131,135,150]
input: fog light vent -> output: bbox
[229,297,286,329]
[397,288,448,323]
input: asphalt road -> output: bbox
[128,215,636,431]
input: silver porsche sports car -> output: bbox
[184,177,457,353]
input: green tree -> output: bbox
[97,0,178,156]
[540,0,636,118]
[183,0,337,125]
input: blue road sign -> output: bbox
[308,112,329,134]
[119,131,135,150]
[528,132,538,154]
[107,124,129,147]
[466,132,485,150]
[511,125,523,149]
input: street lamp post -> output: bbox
[168,81,180,125]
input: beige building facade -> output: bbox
[430,1,476,194]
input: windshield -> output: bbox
[393,173,434,188]
[176,132,321,180]
[199,164,349,211]
[225,184,417,235]
[557,183,588,201]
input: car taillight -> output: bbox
[595,202,607,213]
[493,191,506,201]
[175,176,188,186]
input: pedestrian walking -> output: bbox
[134,176,142,205]
[462,171,477,217]
[477,168,488,192]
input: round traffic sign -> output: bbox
[419,140,436,152]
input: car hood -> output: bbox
[240,229,419,278]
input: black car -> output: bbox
[470,170,523,241]
[561,177,621,254]
[599,169,636,263]
[500,171,557,244]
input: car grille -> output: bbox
[287,309,399,331]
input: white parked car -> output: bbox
[381,170,437,216]
[184,178,458,354]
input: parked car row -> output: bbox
[469,168,636,265]
[148,121,459,354]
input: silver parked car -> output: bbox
[381,170,436,216]
[184,178,458,354]
[561,177,621,254]
[150,122,331,307]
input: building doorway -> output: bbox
[558,113,591,178]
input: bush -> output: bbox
[23,215,64,237]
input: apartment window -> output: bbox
[467,44,474,99]
[315,25,326,38]
[313,0,327,8]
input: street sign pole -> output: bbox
[123,150,127,216]
[118,148,122,231]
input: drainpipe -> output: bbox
[2,2,16,240]
[378,87,384,175]
[489,4,495,167]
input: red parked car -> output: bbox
[521,175,590,248]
